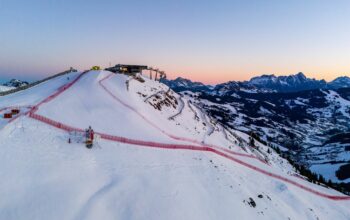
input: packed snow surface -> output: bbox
[0,71,349,220]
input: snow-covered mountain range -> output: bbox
[330,76,350,89]
[160,77,212,92]
[162,72,350,94]
[0,79,29,93]
[248,72,327,92]
[162,73,350,187]
[248,73,350,92]
[2,78,29,88]
[1,70,349,219]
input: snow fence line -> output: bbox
[98,73,268,164]
[29,111,350,201]
[96,72,350,201]
[12,70,349,202]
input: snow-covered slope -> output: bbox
[0,85,14,92]
[0,70,349,220]
[176,85,350,185]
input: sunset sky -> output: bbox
[0,0,350,84]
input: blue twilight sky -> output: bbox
[0,0,350,84]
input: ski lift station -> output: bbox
[105,64,167,81]
[105,64,148,75]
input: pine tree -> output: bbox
[327,179,333,187]
[275,147,281,154]
[249,137,255,147]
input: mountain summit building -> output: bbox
[105,64,148,75]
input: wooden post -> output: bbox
[149,69,153,80]
[155,69,158,81]
[139,68,143,75]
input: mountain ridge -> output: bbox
[162,72,350,93]
[161,72,350,185]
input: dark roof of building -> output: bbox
[105,64,148,73]
[114,64,148,68]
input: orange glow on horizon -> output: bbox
[164,66,350,85]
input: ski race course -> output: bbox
[0,70,349,220]
[3,70,350,201]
